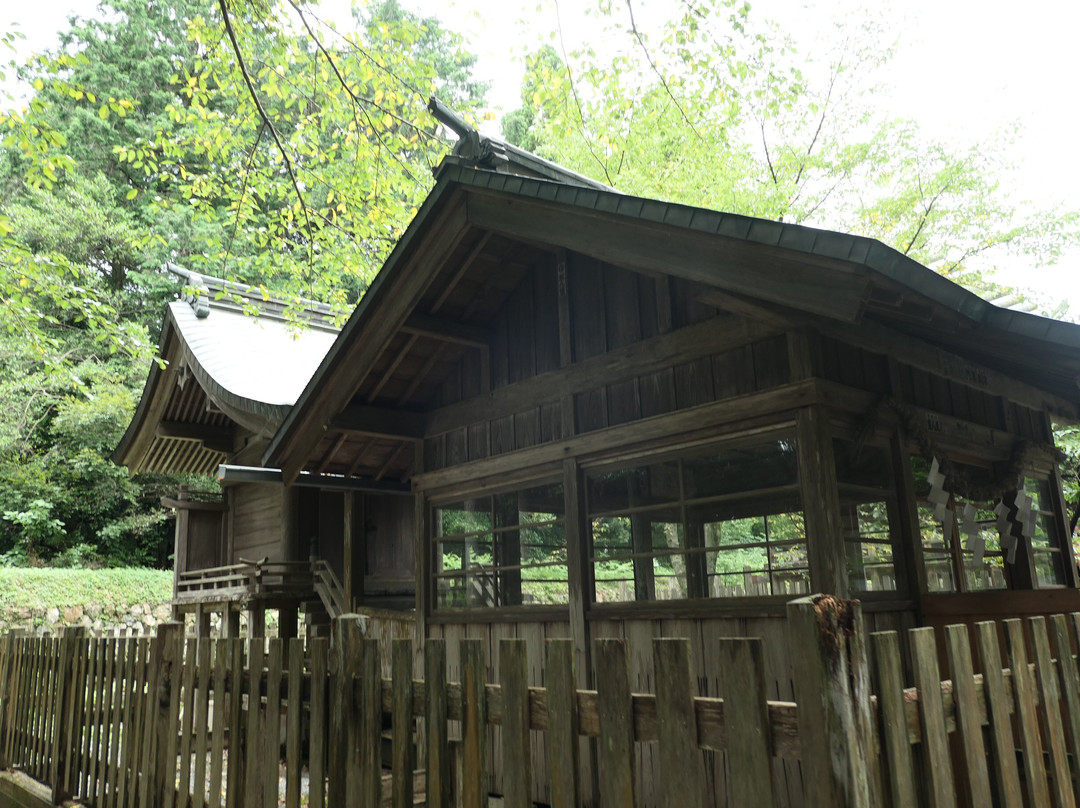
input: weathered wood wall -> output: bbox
[229,484,284,563]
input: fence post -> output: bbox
[49,625,86,804]
[152,622,183,808]
[0,631,15,769]
[787,595,874,807]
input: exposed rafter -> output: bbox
[329,405,425,441]
[156,420,235,455]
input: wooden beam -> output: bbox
[316,433,349,475]
[330,405,425,441]
[415,380,816,493]
[368,334,419,403]
[425,314,780,437]
[275,194,470,483]
[401,313,489,349]
[431,231,492,312]
[156,420,234,454]
[466,189,873,323]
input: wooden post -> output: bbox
[249,606,265,639]
[223,607,240,639]
[653,639,703,808]
[787,595,873,806]
[460,638,487,808]
[796,406,848,597]
[0,632,14,770]
[279,605,299,641]
[195,603,211,638]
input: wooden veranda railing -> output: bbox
[4,597,1080,807]
[175,559,347,619]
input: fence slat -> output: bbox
[263,639,283,808]
[159,624,185,808]
[870,631,918,807]
[359,638,382,808]
[211,638,230,808]
[425,638,449,808]
[544,639,579,808]
[392,639,416,808]
[244,638,265,808]
[96,638,116,807]
[974,621,1024,808]
[86,638,105,800]
[594,638,635,807]
[461,638,487,808]
[717,637,774,807]
[654,638,703,808]
[498,639,530,808]
[179,638,198,808]
[225,638,245,808]
[1004,618,1051,807]
[195,637,213,808]
[910,627,956,808]
[285,638,303,808]
[1030,617,1075,808]
[115,637,137,808]
[308,638,328,808]
[943,625,992,806]
[77,637,97,799]
[1051,615,1080,779]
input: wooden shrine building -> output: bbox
[115,120,1080,803]
[113,265,347,636]
[260,135,1080,793]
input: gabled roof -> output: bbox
[263,163,1080,483]
[113,267,339,475]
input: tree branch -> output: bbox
[625,0,705,143]
[216,0,313,265]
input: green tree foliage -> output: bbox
[502,1,1078,306]
[0,0,487,566]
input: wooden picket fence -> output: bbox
[2,596,1080,807]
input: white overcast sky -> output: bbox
[3,0,1079,309]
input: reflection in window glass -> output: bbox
[1024,477,1067,587]
[433,481,567,609]
[586,439,807,602]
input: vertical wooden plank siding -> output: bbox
[1004,618,1051,807]
[286,638,303,808]
[461,638,487,808]
[910,627,956,808]
[544,639,579,808]
[392,639,416,808]
[974,621,1024,808]
[1030,617,1075,808]
[870,631,918,807]
[308,638,328,808]
[263,639,283,808]
[594,638,635,806]
[499,639,531,808]
[943,625,992,805]
[425,638,449,808]
[717,638,775,807]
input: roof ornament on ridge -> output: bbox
[427,95,611,191]
[165,261,211,319]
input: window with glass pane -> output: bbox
[1024,477,1067,587]
[910,456,1006,592]
[587,439,807,602]
[433,481,567,609]
[835,441,900,593]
